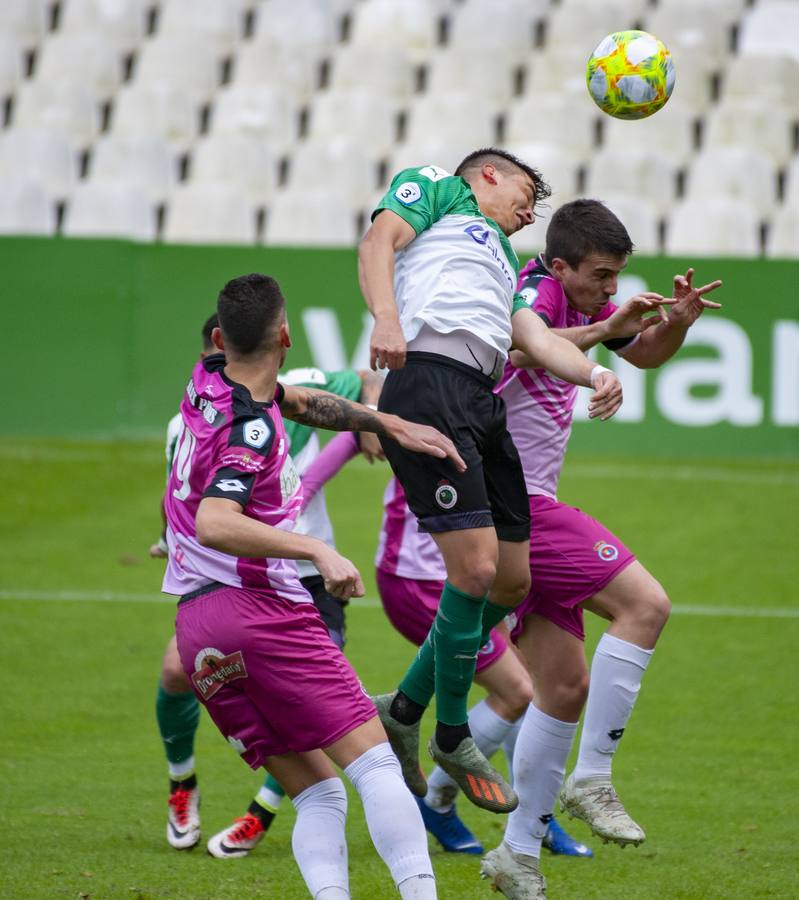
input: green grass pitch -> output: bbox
[1,438,797,899]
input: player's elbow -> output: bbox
[195,506,226,550]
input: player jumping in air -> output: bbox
[162,272,465,898]
[480,199,722,899]
[359,148,623,813]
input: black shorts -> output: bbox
[301,574,347,649]
[378,352,530,542]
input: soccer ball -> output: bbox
[586,30,675,120]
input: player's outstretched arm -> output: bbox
[196,497,364,600]
[359,210,416,371]
[280,384,466,471]
[621,268,722,369]
[510,306,624,420]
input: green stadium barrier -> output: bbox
[3,237,797,457]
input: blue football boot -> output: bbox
[416,796,484,854]
[542,816,593,857]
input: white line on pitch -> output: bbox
[1,590,798,619]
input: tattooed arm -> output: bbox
[279,384,466,472]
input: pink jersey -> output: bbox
[496,256,633,499]
[375,477,447,581]
[163,354,309,604]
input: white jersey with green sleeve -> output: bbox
[279,367,362,579]
[374,164,522,360]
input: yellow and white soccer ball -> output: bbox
[586,30,675,120]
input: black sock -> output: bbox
[169,773,197,793]
[390,690,426,726]
[247,800,276,830]
[435,722,470,754]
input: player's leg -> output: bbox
[156,634,201,849]
[325,718,437,900]
[481,615,588,898]
[563,561,670,846]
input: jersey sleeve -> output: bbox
[203,413,277,506]
[511,274,563,325]
[372,165,454,235]
[591,301,638,353]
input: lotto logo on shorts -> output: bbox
[435,481,458,509]
[192,647,248,700]
[594,541,619,562]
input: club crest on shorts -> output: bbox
[435,481,458,509]
[594,540,619,562]
[192,646,248,700]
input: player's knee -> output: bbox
[161,658,191,693]
[547,670,589,720]
[641,582,671,633]
[491,567,530,608]
[500,672,535,720]
[455,558,497,598]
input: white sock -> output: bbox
[503,714,524,783]
[291,777,349,899]
[344,743,435,896]
[573,632,653,781]
[504,703,577,859]
[168,755,195,780]
[256,783,285,813]
[426,700,513,810]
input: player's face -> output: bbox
[556,253,629,315]
[494,171,536,236]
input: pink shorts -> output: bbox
[510,495,636,643]
[376,569,508,671]
[175,585,376,769]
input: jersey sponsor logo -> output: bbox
[594,540,619,562]
[435,481,458,509]
[518,286,539,306]
[539,813,554,825]
[244,417,271,448]
[279,454,301,502]
[394,182,422,205]
[214,477,247,493]
[186,378,223,426]
[478,638,495,656]
[191,647,248,700]
[464,224,490,245]
[607,727,625,741]
[418,164,450,182]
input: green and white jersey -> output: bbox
[278,367,362,579]
[374,164,522,359]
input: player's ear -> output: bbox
[482,163,498,185]
[549,257,568,280]
[211,326,225,351]
[279,321,292,349]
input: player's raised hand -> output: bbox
[315,546,365,601]
[370,317,407,370]
[663,268,723,327]
[605,293,672,338]
[588,369,623,421]
[387,417,467,472]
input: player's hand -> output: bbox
[314,547,365,601]
[605,293,672,338]
[370,317,406,370]
[588,370,623,421]
[662,268,723,327]
[358,430,386,464]
[387,416,467,472]
[149,539,168,558]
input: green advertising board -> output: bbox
[2,237,797,457]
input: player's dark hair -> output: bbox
[217,274,285,356]
[455,147,552,211]
[545,199,634,267]
[200,313,218,352]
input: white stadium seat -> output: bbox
[739,1,799,62]
[546,5,645,55]
[506,94,598,161]
[644,3,737,72]
[703,99,795,167]
[664,51,714,113]
[592,192,660,255]
[12,81,100,148]
[449,0,547,62]
[601,99,697,166]
[722,53,799,117]
[0,0,47,52]
[767,206,799,259]
[265,187,359,247]
[189,134,278,203]
[585,147,678,214]
[0,178,55,235]
[509,211,551,257]
[385,140,476,178]
[163,184,259,245]
[525,46,595,101]
[782,157,799,211]
[210,84,297,151]
[232,42,320,103]
[252,0,340,54]
[34,34,124,100]
[287,138,379,207]
[405,92,499,151]
[90,135,179,204]
[684,147,777,218]
[63,180,157,241]
[306,89,399,155]
[504,141,582,206]
[329,45,417,101]
[665,196,761,257]
[349,0,438,58]
[132,36,224,104]
[0,35,24,98]
[0,129,78,199]
[59,0,146,53]
[426,48,519,107]
[111,83,200,151]
[156,0,247,52]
